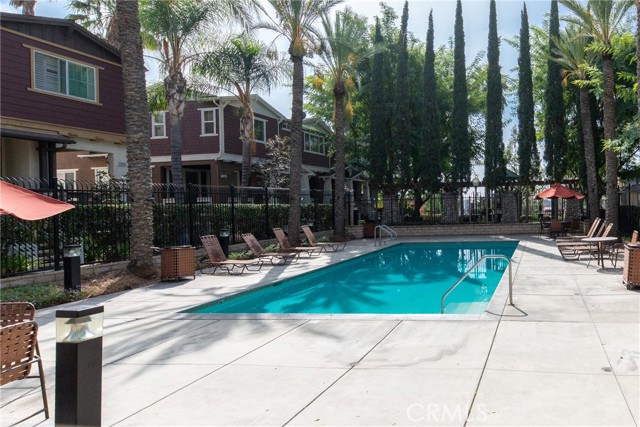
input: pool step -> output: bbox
[443,301,486,314]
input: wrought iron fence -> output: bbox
[344,191,543,226]
[1,178,334,277]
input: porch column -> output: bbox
[301,174,311,204]
[323,178,332,204]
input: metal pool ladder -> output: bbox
[441,255,513,314]
[374,225,397,246]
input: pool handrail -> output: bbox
[441,255,513,314]
[374,224,397,246]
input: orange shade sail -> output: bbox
[534,183,585,200]
[0,181,75,220]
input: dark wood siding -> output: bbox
[149,103,221,156]
[1,18,119,63]
[302,151,331,168]
[1,29,125,135]
[223,105,242,156]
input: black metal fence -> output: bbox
[0,178,334,277]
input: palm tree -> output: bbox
[194,35,288,187]
[551,26,600,222]
[560,0,635,234]
[257,0,342,246]
[315,8,368,239]
[67,0,119,47]
[115,0,155,278]
[141,0,256,189]
[9,0,36,15]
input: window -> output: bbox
[200,108,218,136]
[254,118,266,143]
[56,169,77,189]
[151,112,166,138]
[304,132,325,154]
[33,51,96,101]
[92,167,110,182]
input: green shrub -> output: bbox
[0,283,86,309]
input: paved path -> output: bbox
[2,236,638,426]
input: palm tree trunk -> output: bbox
[333,83,346,238]
[240,108,254,187]
[166,72,187,189]
[288,54,304,246]
[579,87,599,221]
[116,0,155,278]
[602,56,619,235]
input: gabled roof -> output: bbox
[0,12,120,59]
[216,94,287,121]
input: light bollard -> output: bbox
[55,305,104,427]
[63,245,82,291]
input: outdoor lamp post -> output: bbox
[63,244,82,291]
[472,177,480,223]
[218,227,230,257]
[55,305,104,427]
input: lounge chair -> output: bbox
[301,225,347,252]
[557,222,613,260]
[556,217,602,242]
[200,235,262,275]
[1,321,49,423]
[240,233,298,265]
[273,228,321,257]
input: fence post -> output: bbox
[230,186,236,244]
[187,184,194,245]
[52,177,62,271]
[264,187,269,239]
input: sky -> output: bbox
[1,0,563,118]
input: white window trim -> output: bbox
[32,49,97,102]
[199,108,218,136]
[91,166,110,182]
[254,117,267,144]
[303,131,326,155]
[151,111,167,139]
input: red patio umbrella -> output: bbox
[534,183,585,200]
[0,181,75,220]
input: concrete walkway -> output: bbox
[2,235,638,426]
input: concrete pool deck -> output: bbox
[2,235,639,426]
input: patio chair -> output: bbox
[548,219,563,239]
[301,225,347,252]
[610,230,638,268]
[240,233,298,265]
[1,302,36,327]
[199,235,262,275]
[272,228,321,257]
[1,302,43,361]
[1,321,49,423]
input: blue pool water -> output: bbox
[187,241,518,315]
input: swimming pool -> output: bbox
[187,241,518,315]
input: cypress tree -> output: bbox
[421,10,441,194]
[484,0,506,190]
[450,0,470,190]
[517,3,538,187]
[543,0,567,183]
[394,1,411,190]
[369,18,387,190]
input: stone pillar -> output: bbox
[442,192,459,224]
[501,191,518,223]
[565,198,581,220]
